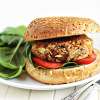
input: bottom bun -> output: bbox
[26,49,100,84]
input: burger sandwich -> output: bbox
[24,17,100,84]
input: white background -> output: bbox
[0,0,100,30]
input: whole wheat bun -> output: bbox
[26,49,100,84]
[24,17,100,41]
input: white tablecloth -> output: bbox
[0,83,100,100]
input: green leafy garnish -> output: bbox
[0,25,26,46]
[0,25,26,36]
[0,65,23,79]
[62,62,79,68]
[0,35,22,45]
[24,42,33,64]
[0,25,26,79]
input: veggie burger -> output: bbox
[24,17,100,84]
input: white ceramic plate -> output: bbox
[0,33,100,90]
[0,73,100,90]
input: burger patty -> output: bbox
[31,35,93,62]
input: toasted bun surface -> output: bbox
[26,49,100,84]
[24,17,100,41]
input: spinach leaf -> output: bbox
[0,25,26,36]
[0,65,23,79]
[62,62,79,68]
[0,25,26,79]
[16,26,27,36]
[0,45,25,79]
[0,60,18,69]
[10,38,23,62]
[0,34,23,45]
[0,41,5,46]
[24,42,33,64]
[0,47,14,62]
[0,25,26,46]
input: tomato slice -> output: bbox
[75,52,96,64]
[32,57,62,69]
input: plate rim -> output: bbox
[0,73,100,90]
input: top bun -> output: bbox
[24,17,100,41]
